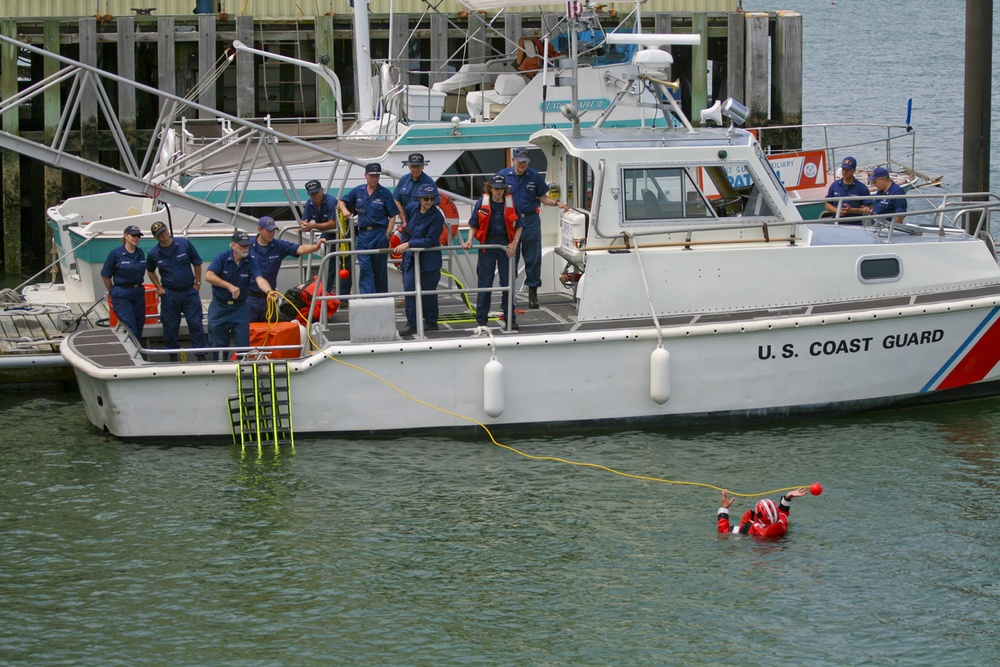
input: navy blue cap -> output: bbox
[415,183,438,198]
[231,230,252,246]
[405,153,426,166]
[512,147,531,162]
[365,163,382,175]
[124,225,143,237]
[489,173,509,188]
[305,179,322,193]
[841,156,857,170]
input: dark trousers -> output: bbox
[110,285,145,339]
[514,214,542,288]
[356,228,390,294]
[403,265,441,328]
[208,300,249,359]
[476,247,515,326]
[161,288,206,350]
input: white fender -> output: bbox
[650,346,671,405]
[484,356,505,418]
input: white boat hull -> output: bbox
[65,298,1000,441]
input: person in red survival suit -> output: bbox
[717,487,808,538]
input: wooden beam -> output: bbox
[78,17,100,195]
[1,19,21,274]
[744,12,769,127]
[390,13,409,83]
[117,16,137,169]
[43,19,61,271]
[772,11,802,148]
[429,13,448,86]
[690,12,708,123]
[235,16,254,118]
[725,10,745,103]
[157,16,176,115]
[314,14,336,120]
[197,14,217,118]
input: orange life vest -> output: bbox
[474,194,519,244]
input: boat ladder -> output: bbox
[228,360,295,449]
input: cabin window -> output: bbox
[858,255,902,283]
[620,166,713,224]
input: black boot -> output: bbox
[528,286,539,309]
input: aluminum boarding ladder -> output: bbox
[228,361,294,449]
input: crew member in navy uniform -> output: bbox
[100,224,147,339]
[205,230,274,358]
[462,173,522,329]
[500,147,568,308]
[248,216,323,322]
[824,156,873,219]
[394,153,438,209]
[337,163,403,294]
[145,221,207,359]
[869,166,907,224]
[299,179,348,295]
[395,183,445,336]
[717,487,808,538]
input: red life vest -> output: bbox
[473,194,519,244]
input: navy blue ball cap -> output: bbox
[489,173,509,188]
[305,179,322,193]
[124,225,143,237]
[405,153,426,166]
[231,230,252,246]
[416,183,438,198]
[365,163,382,175]
[150,221,167,236]
[841,156,857,170]
[512,147,531,162]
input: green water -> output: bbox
[2,394,998,665]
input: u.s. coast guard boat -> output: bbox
[60,34,1000,443]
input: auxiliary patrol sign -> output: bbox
[700,149,828,196]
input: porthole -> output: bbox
[858,255,901,284]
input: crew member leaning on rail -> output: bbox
[395,183,445,336]
[100,224,147,340]
[205,230,274,359]
[248,215,322,323]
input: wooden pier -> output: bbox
[0,10,802,277]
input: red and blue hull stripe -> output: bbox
[923,306,1000,392]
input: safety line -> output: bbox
[297,317,804,498]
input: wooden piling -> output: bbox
[1,19,21,275]
[689,13,709,123]
[314,14,336,120]
[743,12,770,129]
[42,19,61,272]
[116,16,137,170]
[725,12,744,104]
[772,11,802,149]
[78,18,100,195]
[197,15,217,118]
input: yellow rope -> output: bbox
[303,324,805,498]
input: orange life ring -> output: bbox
[438,192,461,245]
[389,229,404,266]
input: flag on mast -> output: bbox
[566,0,583,20]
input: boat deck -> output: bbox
[64,277,1000,372]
